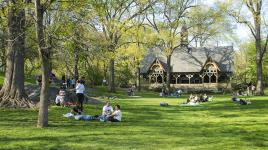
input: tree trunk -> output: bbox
[256,57,264,95]
[103,63,107,80]
[255,37,264,95]
[254,10,264,95]
[0,1,32,108]
[0,32,6,72]
[108,59,115,92]
[166,54,171,94]
[35,0,50,128]
[74,47,79,81]
[136,66,141,92]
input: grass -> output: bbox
[88,86,158,99]
[1,87,268,150]
[0,72,36,86]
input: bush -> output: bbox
[232,83,248,92]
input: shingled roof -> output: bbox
[140,46,234,73]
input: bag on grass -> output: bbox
[160,102,169,106]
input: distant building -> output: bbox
[140,46,234,91]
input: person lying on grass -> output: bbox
[107,105,122,122]
[72,105,83,115]
[63,106,100,121]
[231,94,251,105]
[63,105,83,118]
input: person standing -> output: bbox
[61,75,66,84]
[251,85,256,96]
[71,78,76,88]
[102,78,107,86]
[247,85,250,96]
[80,76,86,85]
[76,80,85,110]
[66,78,71,88]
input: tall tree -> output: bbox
[88,0,156,92]
[234,41,268,84]
[0,0,33,108]
[221,0,268,95]
[146,0,195,94]
[35,0,54,128]
[125,22,150,92]
[188,5,234,47]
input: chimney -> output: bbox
[181,23,188,47]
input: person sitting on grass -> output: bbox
[55,94,64,106]
[176,89,182,97]
[127,88,133,96]
[203,94,208,102]
[107,105,122,122]
[102,101,113,120]
[183,94,200,105]
[187,94,194,103]
[55,88,66,106]
[198,94,205,102]
[194,94,199,103]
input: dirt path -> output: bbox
[25,84,103,105]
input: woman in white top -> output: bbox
[102,101,113,116]
[76,80,85,110]
[108,105,122,122]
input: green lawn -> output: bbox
[1,88,268,150]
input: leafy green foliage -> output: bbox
[235,41,268,84]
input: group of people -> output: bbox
[247,84,256,96]
[57,77,122,122]
[127,85,136,96]
[61,75,85,89]
[101,102,122,122]
[55,78,85,110]
[186,93,211,104]
[64,101,122,122]
[160,89,182,97]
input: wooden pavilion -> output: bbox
[140,46,234,91]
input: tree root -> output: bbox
[0,96,36,108]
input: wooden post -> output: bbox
[207,73,213,84]
[176,75,181,84]
[186,74,193,84]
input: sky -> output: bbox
[200,0,253,49]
